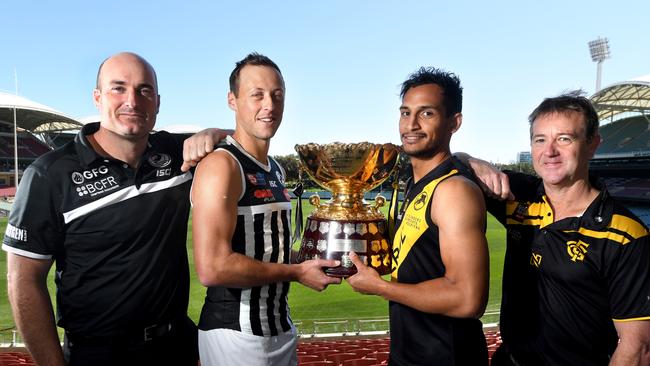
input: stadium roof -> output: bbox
[591,75,650,122]
[0,91,82,132]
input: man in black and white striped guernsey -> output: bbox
[191,53,342,365]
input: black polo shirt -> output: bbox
[2,123,193,337]
[488,172,650,365]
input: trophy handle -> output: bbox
[309,194,321,208]
[374,194,386,209]
[292,180,305,244]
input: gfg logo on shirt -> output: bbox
[71,166,109,185]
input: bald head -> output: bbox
[93,52,160,141]
[96,52,158,90]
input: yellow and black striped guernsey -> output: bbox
[389,157,487,366]
[488,172,650,365]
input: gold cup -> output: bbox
[295,142,399,277]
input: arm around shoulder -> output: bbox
[181,128,234,172]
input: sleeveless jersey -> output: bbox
[198,136,293,337]
[389,157,487,365]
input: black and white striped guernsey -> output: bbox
[198,136,293,337]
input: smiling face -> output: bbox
[93,53,159,140]
[228,65,285,142]
[530,111,601,188]
[399,83,461,158]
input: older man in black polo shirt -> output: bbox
[2,52,225,365]
[464,92,650,365]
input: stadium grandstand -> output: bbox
[0,91,82,195]
[589,75,650,224]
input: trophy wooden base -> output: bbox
[296,216,392,278]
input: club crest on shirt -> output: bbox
[566,240,589,262]
[276,171,285,185]
[412,192,427,211]
[147,153,172,168]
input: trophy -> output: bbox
[294,142,400,277]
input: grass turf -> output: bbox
[0,200,505,341]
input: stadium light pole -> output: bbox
[13,68,19,188]
[588,37,611,92]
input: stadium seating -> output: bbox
[342,359,379,366]
[296,331,502,364]
[596,116,650,156]
[0,351,34,366]
[0,133,52,172]
[0,330,504,365]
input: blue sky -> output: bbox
[1,0,648,163]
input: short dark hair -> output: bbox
[400,67,463,117]
[229,52,283,97]
[528,90,599,141]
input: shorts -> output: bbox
[198,326,297,366]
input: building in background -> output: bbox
[516,151,531,164]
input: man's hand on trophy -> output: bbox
[346,252,386,296]
[296,259,342,291]
[181,128,234,172]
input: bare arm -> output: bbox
[454,152,513,200]
[347,176,489,318]
[7,253,65,366]
[181,128,234,172]
[610,320,650,365]
[192,151,340,290]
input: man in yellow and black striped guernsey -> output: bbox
[465,92,650,365]
[347,67,490,365]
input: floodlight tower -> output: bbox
[588,37,611,92]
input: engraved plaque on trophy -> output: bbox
[295,142,399,277]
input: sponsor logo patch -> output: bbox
[71,165,109,185]
[76,176,120,197]
[247,173,266,185]
[156,168,172,177]
[5,223,27,242]
[254,189,275,202]
[147,153,172,168]
[530,252,542,267]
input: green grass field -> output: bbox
[0,200,505,341]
